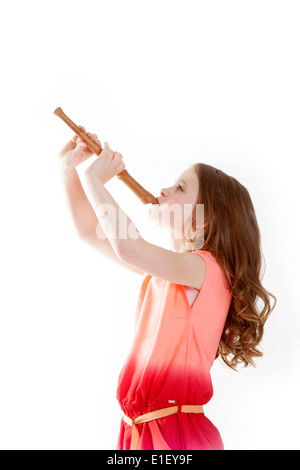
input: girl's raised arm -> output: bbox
[118,239,205,289]
[58,133,144,276]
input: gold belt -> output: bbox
[123,404,204,450]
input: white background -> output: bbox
[0,0,299,450]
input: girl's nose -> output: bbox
[160,188,169,197]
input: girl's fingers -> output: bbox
[87,132,101,146]
[72,142,85,158]
[113,151,123,159]
[101,141,109,154]
[102,142,120,159]
[76,142,87,152]
[73,129,101,147]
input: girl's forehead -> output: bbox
[177,168,198,185]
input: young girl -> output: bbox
[58,128,277,450]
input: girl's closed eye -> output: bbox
[176,184,184,192]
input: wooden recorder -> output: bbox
[54,107,157,205]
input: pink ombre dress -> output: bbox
[116,250,232,450]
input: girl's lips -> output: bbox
[152,197,159,205]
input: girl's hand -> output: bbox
[58,126,101,169]
[84,141,125,184]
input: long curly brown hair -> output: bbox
[183,163,277,370]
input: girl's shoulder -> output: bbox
[190,249,217,261]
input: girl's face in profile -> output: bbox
[148,168,199,236]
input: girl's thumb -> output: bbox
[73,142,86,156]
